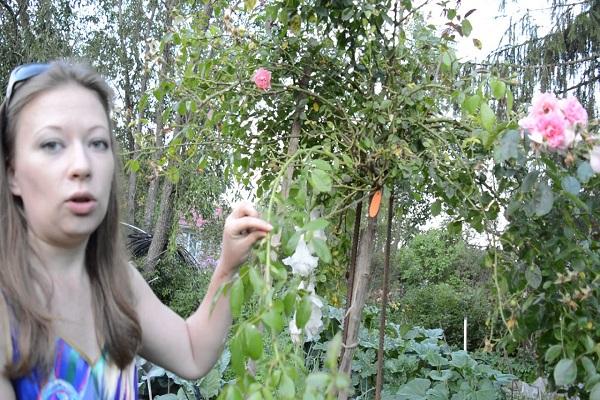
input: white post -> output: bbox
[463,316,467,352]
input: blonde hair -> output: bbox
[0,60,141,377]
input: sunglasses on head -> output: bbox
[4,63,50,107]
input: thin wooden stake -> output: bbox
[375,190,394,400]
[341,201,362,361]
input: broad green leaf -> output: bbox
[296,295,312,329]
[447,9,456,19]
[198,368,221,399]
[545,345,562,364]
[429,369,453,381]
[520,171,540,193]
[561,176,581,195]
[490,79,506,99]
[311,159,332,171]
[244,0,256,11]
[289,14,301,33]
[341,8,353,20]
[577,162,594,183]
[155,394,178,400]
[533,181,554,216]
[306,372,329,388]
[480,102,496,132]
[310,169,332,193]
[525,265,542,289]
[461,19,472,36]
[581,356,597,377]
[426,383,449,400]
[310,237,331,263]
[326,333,343,370]
[229,335,246,376]
[397,378,430,399]
[278,374,295,399]
[431,201,442,216]
[248,267,265,293]
[591,383,600,400]
[425,352,449,367]
[230,278,244,318]
[493,130,520,163]
[303,218,329,231]
[554,358,577,386]
[506,88,514,112]
[262,307,284,333]
[244,324,263,360]
[283,290,296,316]
[462,94,481,115]
[225,385,243,400]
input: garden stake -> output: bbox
[376,189,394,400]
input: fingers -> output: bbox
[226,216,273,238]
[230,200,259,219]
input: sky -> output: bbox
[427,0,555,61]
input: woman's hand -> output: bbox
[217,201,272,277]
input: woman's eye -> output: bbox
[91,139,110,150]
[40,141,63,152]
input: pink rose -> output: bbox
[590,146,600,173]
[560,96,588,126]
[253,68,271,90]
[530,92,560,116]
[535,112,567,150]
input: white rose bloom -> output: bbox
[282,236,318,277]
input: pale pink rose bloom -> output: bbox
[519,116,544,143]
[530,92,560,116]
[560,96,588,126]
[535,112,567,150]
[590,146,600,173]
[252,68,271,90]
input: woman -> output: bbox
[0,61,271,399]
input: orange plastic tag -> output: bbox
[369,189,382,218]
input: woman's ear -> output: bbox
[7,165,21,196]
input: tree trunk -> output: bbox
[143,178,174,273]
[125,3,158,224]
[375,190,394,400]
[141,0,174,231]
[338,210,378,400]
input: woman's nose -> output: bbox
[69,143,92,180]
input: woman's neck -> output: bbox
[27,231,89,282]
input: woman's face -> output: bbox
[8,84,115,248]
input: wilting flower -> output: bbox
[282,236,318,277]
[289,291,324,344]
[252,68,271,90]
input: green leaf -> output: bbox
[462,94,481,115]
[326,333,343,370]
[397,378,431,399]
[244,324,263,360]
[554,358,577,386]
[278,374,295,399]
[591,383,600,400]
[480,102,496,132]
[310,169,332,193]
[225,385,243,400]
[561,176,581,195]
[244,0,256,10]
[296,295,312,329]
[303,218,329,231]
[525,265,542,289]
[310,237,331,263]
[229,334,246,376]
[507,88,514,112]
[230,278,244,318]
[431,201,442,216]
[311,159,332,171]
[248,267,265,293]
[447,8,456,19]
[581,356,597,377]
[283,290,296,316]
[490,79,506,99]
[341,8,354,21]
[533,181,554,217]
[577,162,594,183]
[461,19,472,36]
[262,303,284,333]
